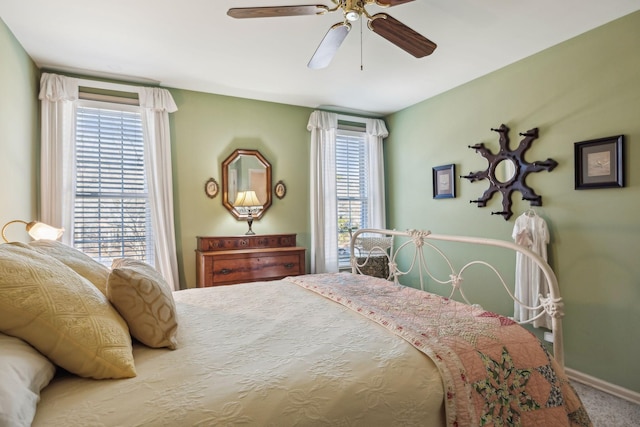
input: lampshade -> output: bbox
[1,220,64,243]
[233,190,262,208]
[232,191,262,235]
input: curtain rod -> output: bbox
[337,113,367,122]
[76,77,145,95]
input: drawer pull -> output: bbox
[220,268,231,275]
[284,263,295,269]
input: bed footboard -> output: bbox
[349,228,565,367]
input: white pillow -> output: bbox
[0,333,56,427]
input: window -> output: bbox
[73,100,154,266]
[336,126,368,266]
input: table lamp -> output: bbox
[233,191,263,235]
[1,219,64,243]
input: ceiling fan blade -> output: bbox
[227,5,327,19]
[308,23,351,69]
[369,14,437,58]
[375,0,415,6]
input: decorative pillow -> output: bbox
[356,255,390,279]
[0,333,56,427]
[0,244,136,379]
[29,239,110,296]
[107,258,178,349]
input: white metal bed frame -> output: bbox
[350,228,565,367]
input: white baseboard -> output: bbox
[565,367,640,405]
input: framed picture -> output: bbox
[274,180,287,199]
[433,164,455,199]
[204,177,219,198]
[574,135,624,189]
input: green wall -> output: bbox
[168,89,313,289]
[0,18,39,238]
[385,11,640,392]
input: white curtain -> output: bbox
[38,73,79,246]
[307,111,338,273]
[365,118,389,229]
[307,112,388,273]
[39,73,180,290]
[138,88,180,290]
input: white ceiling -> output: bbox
[2,1,639,116]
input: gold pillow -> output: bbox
[0,244,136,379]
[108,259,178,349]
[29,239,110,296]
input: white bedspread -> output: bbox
[33,280,444,426]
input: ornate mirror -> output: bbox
[222,149,272,220]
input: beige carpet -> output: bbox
[572,381,640,427]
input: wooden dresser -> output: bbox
[195,234,306,287]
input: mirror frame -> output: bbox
[222,149,272,220]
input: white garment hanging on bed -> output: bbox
[512,210,552,329]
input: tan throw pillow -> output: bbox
[0,244,136,379]
[29,239,110,296]
[108,259,178,350]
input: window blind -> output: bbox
[336,128,368,266]
[74,103,154,265]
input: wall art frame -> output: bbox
[274,180,287,199]
[433,164,456,199]
[574,135,624,190]
[204,177,219,198]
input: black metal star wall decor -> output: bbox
[461,124,557,220]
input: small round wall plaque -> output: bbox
[205,178,219,198]
[275,180,286,199]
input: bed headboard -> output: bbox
[349,228,565,367]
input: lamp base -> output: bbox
[245,215,255,235]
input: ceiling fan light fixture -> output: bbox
[345,10,360,21]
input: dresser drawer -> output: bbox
[211,251,303,285]
[196,244,306,287]
[196,234,297,251]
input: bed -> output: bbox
[0,229,591,427]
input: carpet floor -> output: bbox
[572,381,640,427]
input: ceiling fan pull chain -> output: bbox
[360,17,364,71]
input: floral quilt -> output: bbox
[285,273,592,427]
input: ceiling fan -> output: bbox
[227,0,437,69]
